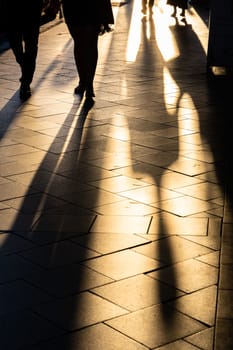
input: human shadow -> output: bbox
[127,9,179,324]
[0,1,224,349]
[0,93,98,348]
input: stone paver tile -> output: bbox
[221,224,233,264]
[113,163,172,184]
[94,198,159,215]
[219,264,233,289]
[217,290,233,319]
[19,240,99,268]
[14,116,62,132]
[0,208,46,231]
[184,233,221,252]
[90,215,151,234]
[7,169,68,188]
[148,259,218,293]
[0,280,51,315]
[196,250,220,267]
[63,188,124,208]
[168,158,214,176]
[4,193,68,213]
[121,185,182,205]
[176,182,223,201]
[155,339,200,349]
[62,165,117,183]
[157,195,216,216]
[0,254,43,283]
[9,150,49,165]
[106,304,206,349]
[184,149,216,163]
[0,310,64,349]
[72,232,148,254]
[0,161,39,177]
[29,323,148,350]
[83,250,163,280]
[90,175,149,193]
[90,155,137,171]
[221,243,233,264]
[33,291,128,331]
[215,319,233,350]
[168,286,217,326]
[15,134,55,148]
[148,213,208,235]
[133,236,213,263]
[158,171,203,190]
[0,143,39,157]
[92,274,183,311]
[185,327,214,350]
[29,264,112,297]
[0,232,34,254]
[31,214,96,233]
[0,181,36,201]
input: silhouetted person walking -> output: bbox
[141,0,155,16]
[167,0,188,17]
[60,0,114,99]
[2,0,59,101]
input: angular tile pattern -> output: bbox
[106,304,206,348]
[0,1,230,349]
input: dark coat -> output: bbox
[1,0,43,29]
[167,0,188,10]
[61,0,114,26]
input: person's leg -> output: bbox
[171,5,177,16]
[141,0,147,14]
[148,0,154,15]
[21,24,40,86]
[6,30,24,67]
[68,24,99,97]
[83,25,99,97]
[149,0,154,9]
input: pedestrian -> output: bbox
[141,0,155,16]
[167,0,188,17]
[2,0,60,101]
[60,0,114,99]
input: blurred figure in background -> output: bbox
[167,0,188,17]
[141,0,155,16]
[60,0,114,98]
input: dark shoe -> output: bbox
[19,84,31,101]
[74,84,85,96]
[180,9,185,17]
[85,86,95,98]
[171,6,177,17]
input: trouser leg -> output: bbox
[68,24,99,91]
[21,25,40,86]
[149,0,154,8]
[7,30,24,66]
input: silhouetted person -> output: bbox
[3,0,43,101]
[2,0,43,101]
[141,0,155,16]
[2,0,59,101]
[60,0,114,98]
[167,0,188,17]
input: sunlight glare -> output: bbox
[163,66,180,115]
[154,5,180,61]
[126,0,142,62]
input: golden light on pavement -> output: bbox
[126,0,143,62]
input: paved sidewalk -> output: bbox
[0,1,233,349]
